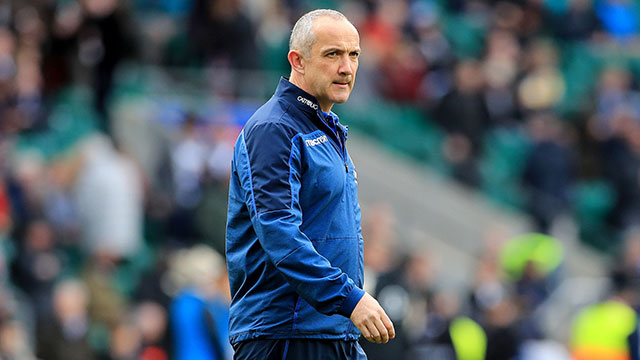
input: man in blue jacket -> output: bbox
[225,9,395,360]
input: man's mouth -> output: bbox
[333,81,349,88]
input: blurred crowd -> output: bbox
[1,0,640,359]
[361,204,640,360]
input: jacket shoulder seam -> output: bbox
[289,133,303,210]
[244,104,299,215]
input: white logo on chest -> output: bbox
[297,96,318,110]
[305,135,328,147]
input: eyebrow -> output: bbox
[322,47,361,54]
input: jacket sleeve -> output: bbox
[237,121,364,317]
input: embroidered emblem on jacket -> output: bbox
[305,135,329,147]
[297,96,319,110]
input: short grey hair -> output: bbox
[289,9,350,57]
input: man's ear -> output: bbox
[288,50,305,75]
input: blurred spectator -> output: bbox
[469,252,522,359]
[10,219,64,318]
[469,233,507,320]
[497,233,563,344]
[44,158,82,246]
[42,1,81,95]
[411,5,454,106]
[366,0,425,102]
[466,229,523,359]
[410,288,467,359]
[499,233,564,308]
[482,29,521,127]
[491,2,525,35]
[78,0,132,129]
[42,0,133,134]
[82,254,126,329]
[168,244,231,360]
[359,0,403,71]
[610,228,640,286]
[110,319,144,360]
[110,301,169,360]
[168,115,207,244]
[483,295,521,360]
[252,0,291,72]
[0,320,37,360]
[378,40,428,102]
[362,203,399,294]
[363,250,435,360]
[188,0,257,69]
[590,66,640,140]
[73,134,144,260]
[595,0,639,42]
[596,107,640,230]
[133,249,173,309]
[410,1,453,72]
[134,302,169,360]
[36,279,94,360]
[7,153,48,232]
[519,1,546,40]
[436,59,490,187]
[522,114,576,232]
[517,39,565,115]
[194,123,237,253]
[15,41,45,132]
[571,271,639,360]
[205,124,235,182]
[547,0,601,42]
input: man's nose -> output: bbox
[338,55,353,76]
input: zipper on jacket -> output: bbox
[338,131,349,173]
[338,124,349,173]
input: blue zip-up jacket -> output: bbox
[225,77,366,344]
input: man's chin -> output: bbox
[330,94,351,104]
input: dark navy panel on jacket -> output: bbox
[226,78,366,345]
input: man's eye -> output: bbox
[350,52,360,58]
[327,52,337,57]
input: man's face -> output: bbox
[303,17,360,112]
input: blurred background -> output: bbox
[2,0,640,359]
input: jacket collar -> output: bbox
[275,77,322,118]
[275,77,348,140]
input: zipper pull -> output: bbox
[345,161,349,173]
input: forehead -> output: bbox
[311,17,360,51]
